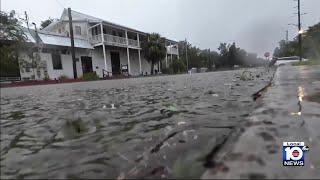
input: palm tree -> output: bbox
[142,33,166,74]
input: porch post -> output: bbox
[177,44,179,59]
[165,54,168,68]
[125,30,131,75]
[170,42,173,63]
[102,45,107,71]
[101,23,107,72]
[137,33,142,74]
[165,41,168,68]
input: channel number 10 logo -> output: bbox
[283,142,309,166]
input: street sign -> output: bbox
[264,52,270,58]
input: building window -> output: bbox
[58,29,61,34]
[51,53,62,70]
[25,66,30,72]
[75,26,81,35]
[61,49,70,55]
[42,48,50,53]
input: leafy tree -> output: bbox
[216,43,230,67]
[273,40,298,58]
[40,17,53,30]
[171,59,186,73]
[273,22,320,59]
[0,10,26,77]
[228,43,237,67]
[0,11,26,41]
[177,41,219,70]
[142,33,167,74]
[301,22,320,58]
[215,42,264,68]
[199,49,219,71]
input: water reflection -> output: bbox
[291,86,305,116]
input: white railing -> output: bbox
[167,46,179,55]
[90,34,140,48]
[91,35,102,44]
[128,38,139,47]
[104,34,127,46]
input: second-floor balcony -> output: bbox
[167,45,179,55]
[90,34,140,49]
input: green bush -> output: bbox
[58,74,68,81]
[171,59,186,74]
[82,72,99,81]
[43,75,50,81]
[162,67,174,74]
[292,59,320,66]
[162,60,186,74]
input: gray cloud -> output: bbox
[2,0,320,56]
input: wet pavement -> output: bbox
[0,68,275,179]
[203,64,320,179]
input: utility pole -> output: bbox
[297,0,302,62]
[286,30,289,42]
[24,11,30,30]
[32,22,41,80]
[185,38,189,72]
[68,7,77,79]
[208,48,212,70]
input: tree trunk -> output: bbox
[150,61,154,75]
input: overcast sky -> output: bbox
[2,0,320,56]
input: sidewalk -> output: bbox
[202,64,320,179]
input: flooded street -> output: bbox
[0,68,275,179]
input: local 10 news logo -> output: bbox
[283,142,309,166]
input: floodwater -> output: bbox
[0,68,275,179]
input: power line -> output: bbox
[55,0,65,8]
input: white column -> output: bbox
[125,30,131,75]
[100,23,107,72]
[165,41,168,68]
[170,42,173,64]
[177,44,179,59]
[86,20,89,42]
[158,61,161,73]
[102,45,107,71]
[165,54,168,68]
[100,23,104,43]
[137,33,142,74]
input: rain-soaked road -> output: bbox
[0,67,275,179]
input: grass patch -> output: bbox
[81,72,99,81]
[58,74,69,80]
[292,59,320,66]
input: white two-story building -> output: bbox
[18,9,179,80]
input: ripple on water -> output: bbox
[0,68,276,179]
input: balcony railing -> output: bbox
[167,46,179,55]
[90,34,140,48]
[128,38,139,47]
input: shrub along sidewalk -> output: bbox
[292,59,320,66]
